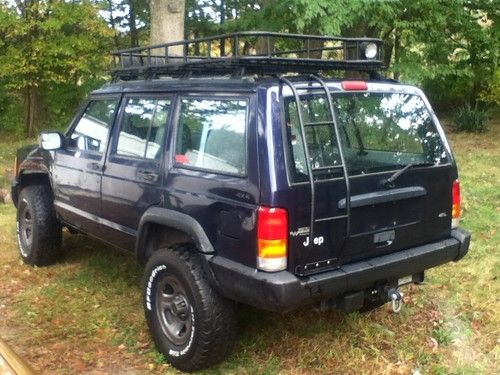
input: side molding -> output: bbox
[136,207,216,262]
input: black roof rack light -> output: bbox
[111,31,384,80]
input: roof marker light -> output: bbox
[341,81,368,91]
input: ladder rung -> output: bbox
[303,121,334,127]
[315,214,348,223]
[312,165,344,171]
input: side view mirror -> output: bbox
[40,132,64,150]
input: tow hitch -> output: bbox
[387,288,403,313]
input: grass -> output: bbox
[0,122,498,374]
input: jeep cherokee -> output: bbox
[11,32,470,372]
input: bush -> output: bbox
[452,106,489,133]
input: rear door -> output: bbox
[100,95,173,250]
[335,91,453,264]
[283,86,453,275]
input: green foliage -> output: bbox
[0,0,113,137]
[0,87,23,135]
[188,0,498,110]
[479,69,500,107]
[452,106,489,133]
[0,0,498,138]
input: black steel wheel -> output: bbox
[18,202,34,256]
[143,245,236,372]
[155,275,193,346]
[16,185,62,266]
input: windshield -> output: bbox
[285,92,449,182]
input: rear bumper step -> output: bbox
[208,228,471,312]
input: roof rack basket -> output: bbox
[111,31,384,80]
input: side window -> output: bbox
[116,98,171,160]
[70,99,118,153]
[175,98,247,175]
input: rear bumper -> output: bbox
[209,228,471,312]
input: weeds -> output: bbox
[452,106,489,133]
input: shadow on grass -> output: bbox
[61,232,143,286]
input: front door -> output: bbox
[52,97,120,234]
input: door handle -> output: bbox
[87,162,103,172]
[137,170,159,182]
[375,240,393,248]
[373,230,395,248]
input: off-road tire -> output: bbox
[143,245,236,372]
[16,185,62,266]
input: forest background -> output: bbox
[0,0,498,139]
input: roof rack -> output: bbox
[111,31,384,80]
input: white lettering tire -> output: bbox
[143,245,236,372]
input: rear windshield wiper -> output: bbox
[382,163,413,188]
[381,162,435,188]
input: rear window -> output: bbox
[175,98,247,176]
[285,92,449,182]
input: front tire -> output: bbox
[143,246,236,372]
[16,185,62,266]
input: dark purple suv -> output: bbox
[11,32,470,371]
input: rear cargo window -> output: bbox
[285,92,449,182]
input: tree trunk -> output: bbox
[382,29,394,71]
[255,0,273,55]
[24,85,43,138]
[22,0,44,138]
[129,0,139,48]
[299,39,324,59]
[150,0,185,55]
[393,28,401,80]
[107,0,120,49]
[219,0,225,56]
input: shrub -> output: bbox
[452,106,489,133]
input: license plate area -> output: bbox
[398,272,424,286]
[398,275,413,286]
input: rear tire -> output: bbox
[143,245,236,372]
[16,185,62,266]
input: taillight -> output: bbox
[452,179,461,229]
[257,206,288,272]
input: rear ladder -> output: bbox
[279,75,351,273]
